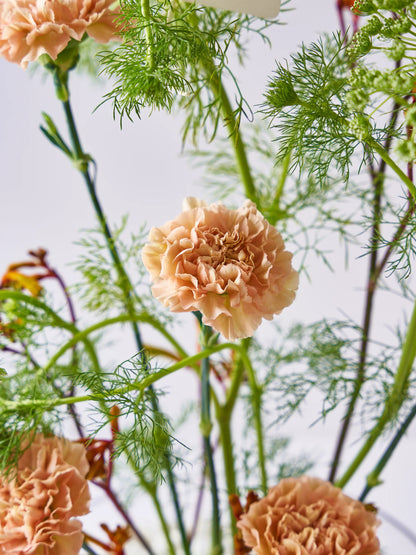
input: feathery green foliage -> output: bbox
[73,219,172,325]
[74,353,180,481]
[0,368,62,475]
[188,121,365,272]
[262,34,362,185]
[250,320,404,426]
[99,0,278,142]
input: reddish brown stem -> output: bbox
[92,480,156,555]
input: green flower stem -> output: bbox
[240,348,267,495]
[328,154,385,483]
[206,64,257,204]
[199,324,222,554]
[329,102,402,482]
[367,139,416,201]
[54,70,190,554]
[0,290,100,375]
[359,403,416,502]
[140,0,155,69]
[164,467,190,555]
[211,358,241,537]
[215,369,243,499]
[336,294,416,489]
[183,9,257,205]
[224,338,252,412]
[39,344,235,410]
[268,151,291,225]
[214,338,252,513]
[148,487,176,555]
[59,81,144,359]
[216,339,267,506]
[42,313,189,375]
[121,341,231,394]
[215,404,237,537]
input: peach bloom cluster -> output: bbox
[0,0,119,68]
[142,198,298,341]
[237,476,380,555]
[0,434,91,555]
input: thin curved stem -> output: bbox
[359,404,416,502]
[203,61,257,204]
[329,103,401,482]
[241,348,267,495]
[47,263,77,324]
[0,290,101,376]
[61,90,145,358]
[42,313,188,374]
[215,404,238,538]
[185,10,256,204]
[268,151,291,225]
[92,481,157,555]
[0,290,74,331]
[214,337,252,519]
[46,260,86,435]
[55,71,190,554]
[199,321,222,554]
[368,139,416,201]
[328,163,382,482]
[336,293,416,489]
[141,0,155,69]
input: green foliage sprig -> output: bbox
[74,354,180,482]
[262,34,362,186]
[100,0,277,142]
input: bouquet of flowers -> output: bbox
[0,0,415,553]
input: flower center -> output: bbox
[204,227,252,269]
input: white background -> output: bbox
[1,0,415,553]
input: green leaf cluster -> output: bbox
[73,219,171,324]
[99,0,277,142]
[262,34,361,186]
[251,320,403,426]
[0,368,61,476]
[74,354,180,482]
[188,121,365,272]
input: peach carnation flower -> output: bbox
[237,476,380,555]
[0,0,119,68]
[0,434,91,555]
[142,198,298,341]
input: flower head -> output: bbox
[0,434,91,555]
[0,0,119,68]
[142,198,298,341]
[237,476,380,555]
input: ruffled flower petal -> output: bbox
[0,0,119,68]
[0,434,91,555]
[237,476,381,555]
[142,199,299,341]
